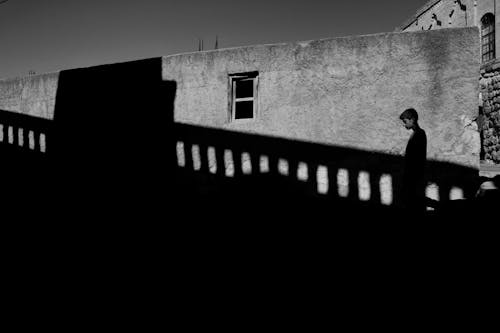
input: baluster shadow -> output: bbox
[172,123,483,221]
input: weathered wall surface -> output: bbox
[400,0,473,32]
[399,0,498,32]
[400,0,499,63]
[0,73,59,119]
[163,27,480,169]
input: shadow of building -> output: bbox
[50,58,177,215]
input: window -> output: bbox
[481,13,495,63]
[229,72,258,121]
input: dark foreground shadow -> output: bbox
[1,58,177,220]
[50,58,177,214]
[1,59,497,321]
[0,109,52,203]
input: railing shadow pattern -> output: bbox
[0,109,51,155]
[0,109,53,201]
[0,108,480,219]
[173,123,480,217]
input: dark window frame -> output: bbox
[481,13,495,63]
[229,72,259,122]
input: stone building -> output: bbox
[397,0,500,165]
[0,28,480,214]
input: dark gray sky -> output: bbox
[0,0,429,79]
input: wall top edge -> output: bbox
[0,26,479,82]
[0,71,60,84]
[163,26,479,59]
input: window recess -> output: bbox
[229,72,259,121]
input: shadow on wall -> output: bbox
[172,123,480,220]
[50,58,178,213]
[0,57,483,220]
[1,58,177,214]
[0,109,52,200]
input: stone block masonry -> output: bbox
[480,65,500,164]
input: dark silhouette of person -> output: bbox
[400,108,427,214]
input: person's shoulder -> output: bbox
[417,127,427,137]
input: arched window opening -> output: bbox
[481,13,495,62]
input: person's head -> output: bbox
[400,108,419,130]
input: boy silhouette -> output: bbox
[400,108,427,214]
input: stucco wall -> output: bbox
[0,73,59,119]
[163,27,480,169]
